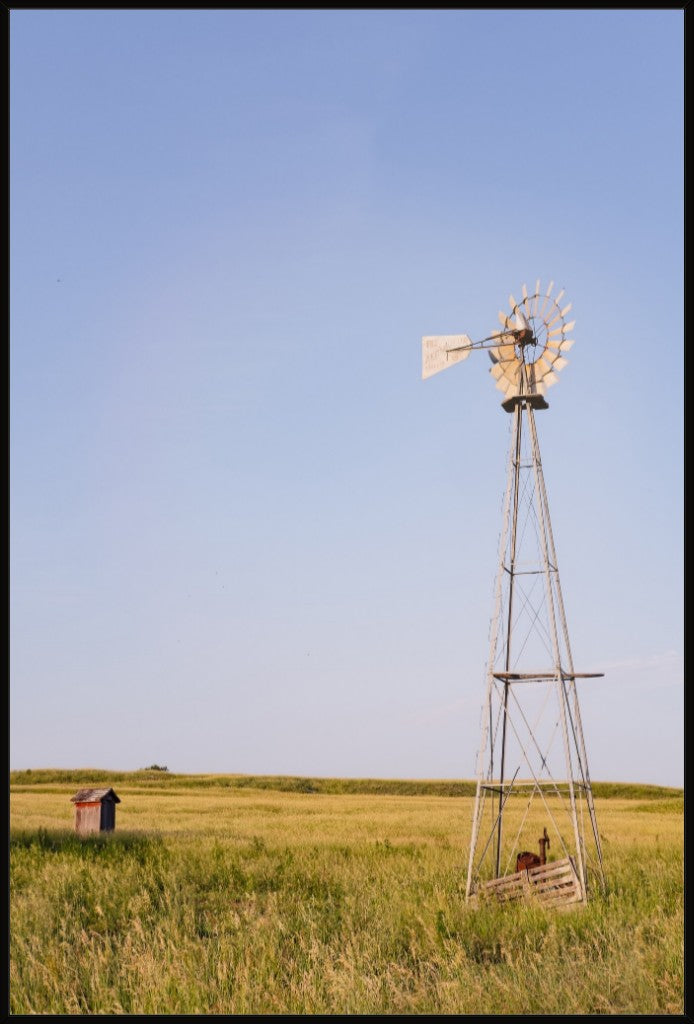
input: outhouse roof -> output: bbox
[70,788,121,804]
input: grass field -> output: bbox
[10,770,683,1014]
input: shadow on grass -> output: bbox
[10,827,165,861]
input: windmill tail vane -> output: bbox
[422,281,605,908]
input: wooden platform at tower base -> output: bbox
[472,857,584,908]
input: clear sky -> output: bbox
[10,10,683,786]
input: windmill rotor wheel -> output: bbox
[489,281,576,401]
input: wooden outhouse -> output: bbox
[70,788,121,835]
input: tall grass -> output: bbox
[10,780,683,1014]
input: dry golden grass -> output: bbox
[10,775,683,1014]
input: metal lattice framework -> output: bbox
[422,282,605,905]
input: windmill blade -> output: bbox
[495,342,518,364]
[534,357,554,379]
[489,332,522,363]
[546,310,566,331]
[498,310,512,328]
[546,349,570,372]
[491,355,520,387]
[422,334,473,379]
[547,337,575,351]
[501,367,520,386]
[489,333,514,356]
[509,293,518,313]
[494,373,517,396]
[547,320,575,338]
[560,302,572,318]
[532,280,541,317]
[520,287,534,323]
[551,337,575,352]
[539,281,554,320]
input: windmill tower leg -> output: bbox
[495,400,523,878]
[465,405,519,900]
[525,400,586,898]
[525,403,606,895]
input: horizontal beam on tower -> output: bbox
[492,671,604,682]
[502,568,556,576]
[479,782,593,795]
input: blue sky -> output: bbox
[10,10,683,785]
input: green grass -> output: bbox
[10,774,683,1014]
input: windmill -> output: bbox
[423,281,605,907]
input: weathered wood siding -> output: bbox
[75,802,102,835]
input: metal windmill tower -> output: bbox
[422,281,605,907]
